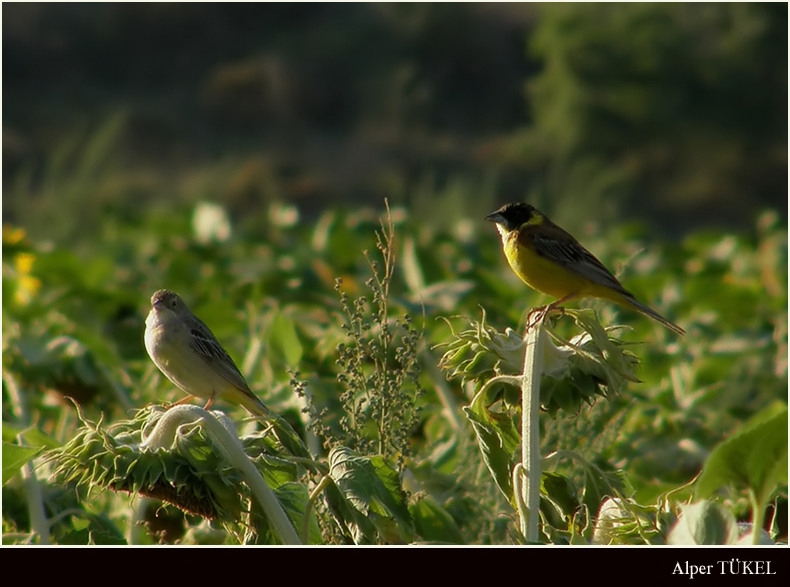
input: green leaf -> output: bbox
[327,447,415,544]
[541,472,579,517]
[249,480,318,545]
[578,462,628,521]
[269,311,303,366]
[2,423,25,443]
[463,382,521,505]
[88,528,128,545]
[410,495,465,544]
[58,528,91,545]
[2,442,43,485]
[53,513,127,546]
[695,403,788,505]
[19,427,62,450]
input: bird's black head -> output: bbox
[485,202,539,231]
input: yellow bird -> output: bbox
[485,202,684,335]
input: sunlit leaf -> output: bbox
[695,403,788,506]
[2,443,44,486]
[268,310,304,366]
[327,447,415,544]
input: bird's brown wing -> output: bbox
[189,323,253,393]
[522,222,631,294]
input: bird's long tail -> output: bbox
[237,391,311,459]
[237,392,274,420]
[622,294,685,336]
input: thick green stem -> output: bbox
[140,405,302,545]
[749,489,765,545]
[4,370,50,544]
[519,321,544,542]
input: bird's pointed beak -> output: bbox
[485,212,504,224]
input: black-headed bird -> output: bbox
[485,202,684,335]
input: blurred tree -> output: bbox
[516,3,787,232]
[2,3,785,241]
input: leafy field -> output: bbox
[2,193,786,545]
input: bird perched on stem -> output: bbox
[485,202,684,335]
[144,289,275,418]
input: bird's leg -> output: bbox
[544,292,579,314]
[525,307,546,330]
[203,392,216,411]
[527,293,579,330]
[166,395,197,409]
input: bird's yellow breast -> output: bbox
[503,232,590,299]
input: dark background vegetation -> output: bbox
[3,3,787,243]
